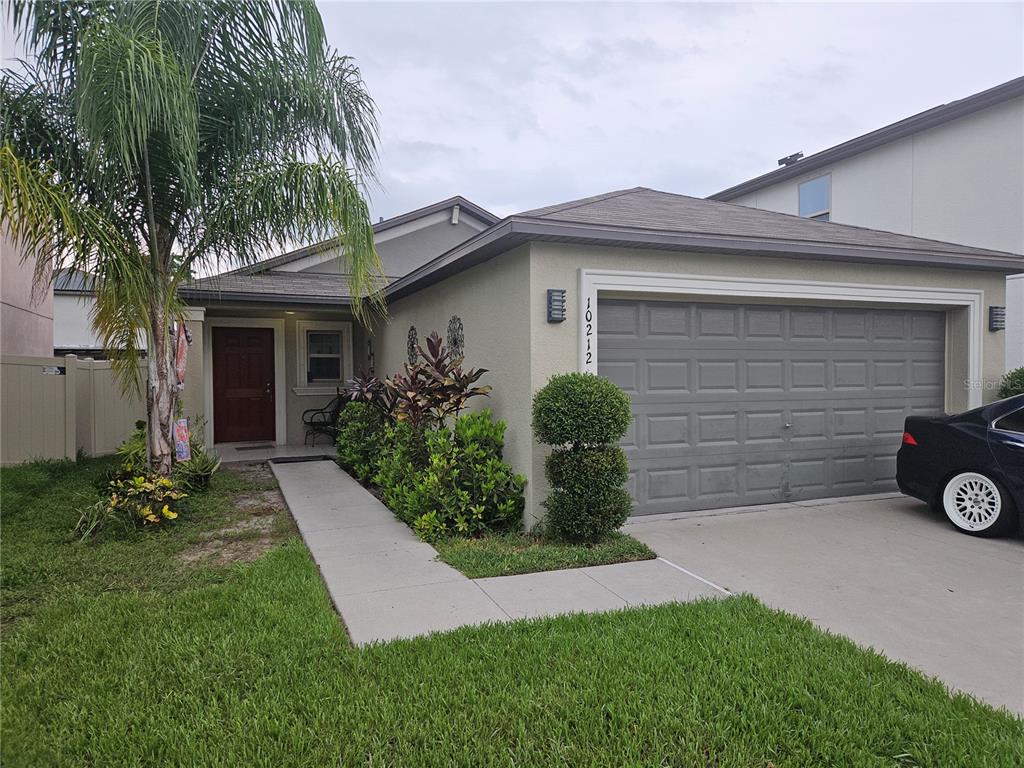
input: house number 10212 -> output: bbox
[584,296,594,366]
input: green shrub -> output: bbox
[173,449,221,492]
[77,472,188,539]
[111,419,219,493]
[997,367,1024,398]
[116,421,148,475]
[532,372,632,446]
[546,446,629,495]
[172,418,221,492]
[534,373,634,543]
[373,420,429,519]
[406,412,525,542]
[453,408,507,455]
[336,402,385,483]
[545,486,633,543]
[109,472,187,526]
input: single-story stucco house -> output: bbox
[178,187,1023,524]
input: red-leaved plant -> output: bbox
[345,373,398,417]
[383,331,490,429]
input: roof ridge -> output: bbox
[532,185,1019,260]
[226,195,498,276]
[519,187,645,217]
[517,186,1021,259]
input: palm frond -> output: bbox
[92,247,182,397]
[0,143,126,284]
[186,158,386,321]
[75,17,199,210]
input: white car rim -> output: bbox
[943,472,1002,531]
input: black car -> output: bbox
[897,393,1024,537]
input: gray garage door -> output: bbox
[598,299,946,516]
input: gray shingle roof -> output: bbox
[54,269,96,293]
[182,187,1022,306]
[387,186,1022,301]
[226,195,498,276]
[180,271,355,305]
[520,187,1019,259]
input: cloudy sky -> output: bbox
[318,1,1023,220]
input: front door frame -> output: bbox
[204,317,287,445]
[578,268,985,412]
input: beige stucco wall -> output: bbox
[374,246,538,520]
[1,234,53,357]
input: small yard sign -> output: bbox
[174,419,192,462]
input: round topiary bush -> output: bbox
[533,373,634,543]
[532,372,632,446]
[545,445,629,495]
[545,486,632,543]
[997,367,1024,399]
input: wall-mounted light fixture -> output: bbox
[547,289,567,323]
[989,306,1006,332]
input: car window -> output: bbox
[994,407,1024,434]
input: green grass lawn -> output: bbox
[435,530,655,578]
[2,458,1021,767]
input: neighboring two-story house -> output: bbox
[1,233,53,357]
[708,76,1024,370]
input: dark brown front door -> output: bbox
[212,327,275,443]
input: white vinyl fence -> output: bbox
[1,354,145,465]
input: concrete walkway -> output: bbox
[271,460,723,645]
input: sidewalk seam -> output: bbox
[471,580,515,621]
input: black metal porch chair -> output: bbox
[302,388,345,446]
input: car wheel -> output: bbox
[941,471,1017,537]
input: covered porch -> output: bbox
[180,271,374,452]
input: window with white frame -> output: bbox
[307,330,343,382]
[295,320,352,391]
[798,174,831,221]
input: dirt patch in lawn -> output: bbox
[225,461,278,489]
[231,489,286,515]
[179,463,293,568]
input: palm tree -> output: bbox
[0,0,384,474]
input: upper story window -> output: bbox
[798,174,831,221]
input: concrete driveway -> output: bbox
[624,493,1024,714]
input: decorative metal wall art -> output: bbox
[407,326,418,365]
[447,315,465,358]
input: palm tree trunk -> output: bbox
[146,297,175,475]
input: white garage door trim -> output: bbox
[578,268,984,410]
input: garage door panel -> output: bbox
[599,299,945,514]
[600,360,638,392]
[647,361,690,392]
[646,414,689,447]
